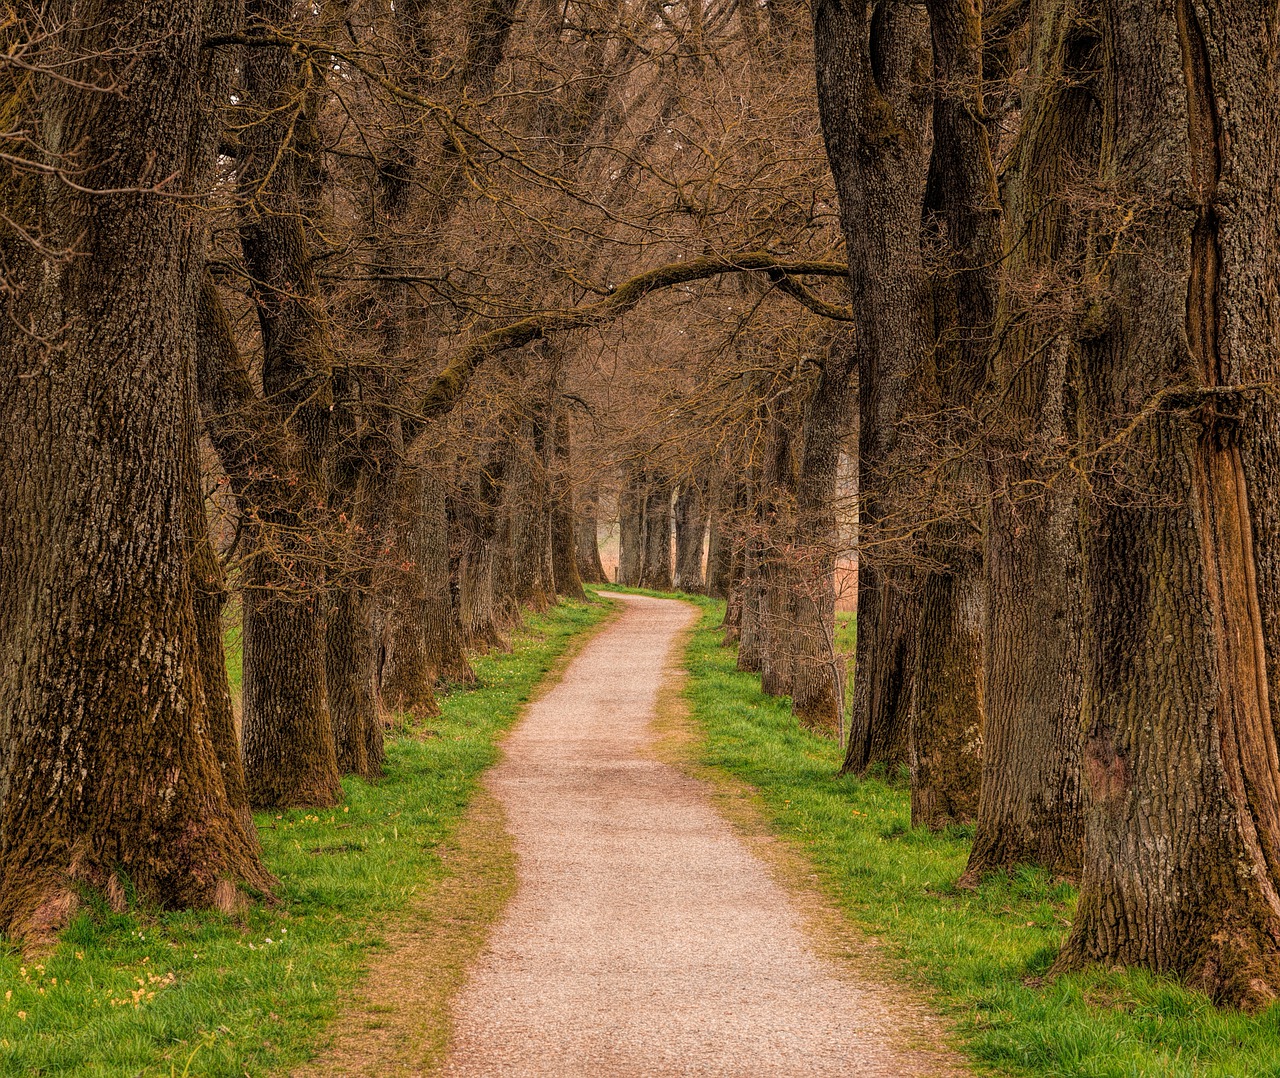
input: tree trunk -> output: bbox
[909,565,983,827]
[618,468,646,586]
[575,483,609,584]
[235,0,342,808]
[326,585,384,779]
[639,477,674,590]
[551,411,587,599]
[707,477,740,601]
[0,0,273,939]
[964,1,1095,881]
[673,480,709,592]
[790,345,856,734]
[813,0,933,779]
[190,519,255,836]
[1052,0,1280,1009]
[908,0,1002,829]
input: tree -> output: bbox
[962,0,1095,881]
[1053,0,1280,1008]
[812,0,933,778]
[0,0,273,940]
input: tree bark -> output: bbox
[234,0,342,808]
[639,476,674,590]
[964,0,1095,881]
[1052,0,1280,1008]
[812,0,933,779]
[551,411,587,599]
[575,483,609,584]
[789,345,856,734]
[0,0,273,939]
[618,468,646,585]
[674,480,709,592]
[907,0,1001,829]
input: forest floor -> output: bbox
[311,590,963,1076]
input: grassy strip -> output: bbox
[0,597,613,1078]
[676,594,1280,1078]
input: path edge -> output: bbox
[291,594,625,1078]
[646,594,972,1075]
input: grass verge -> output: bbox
[675,594,1280,1078]
[0,596,614,1078]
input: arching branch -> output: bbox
[408,252,851,441]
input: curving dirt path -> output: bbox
[442,592,960,1077]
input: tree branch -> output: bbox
[406,252,851,442]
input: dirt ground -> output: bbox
[440,593,956,1077]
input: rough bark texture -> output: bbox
[551,412,587,599]
[964,0,1094,880]
[618,471,645,586]
[674,480,709,592]
[812,0,932,778]
[908,0,1001,829]
[235,0,342,808]
[1053,0,1280,1008]
[575,483,609,584]
[0,0,273,939]
[789,347,856,734]
[639,478,674,591]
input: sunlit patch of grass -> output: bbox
[676,596,1280,1078]
[0,597,613,1077]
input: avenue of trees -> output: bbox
[4,0,1280,1017]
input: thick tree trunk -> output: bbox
[843,582,916,776]
[326,585,384,779]
[673,480,709,592]
[964,3,1095,881]
[1052,0,1280,1009]
[639,477,674,590]
[234,0,342,808]
[813,0,933,779]
[789,346,856,734]
[575,483,609,584]
[908,0,1001,829]
[0,0,273,939]
[910,564,983,827]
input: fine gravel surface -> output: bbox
[443,592,961,1077]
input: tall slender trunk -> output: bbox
[1052,0,1280,1008]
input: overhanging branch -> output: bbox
[407,252,851,441]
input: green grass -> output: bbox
[676,595,1280,1078]
[0,597,612,1077]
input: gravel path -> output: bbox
[443,592,959,1077]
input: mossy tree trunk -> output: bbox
[1052,0,1280,1008]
